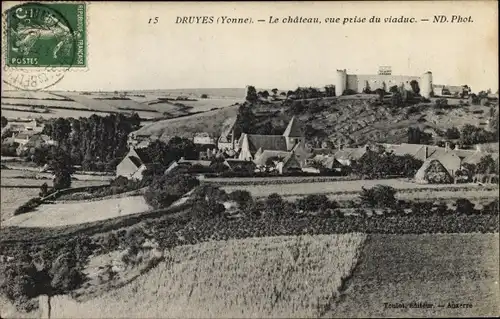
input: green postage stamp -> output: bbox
[5,2,87,68]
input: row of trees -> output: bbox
[40,113,141,171]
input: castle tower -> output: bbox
[283,116,304,151]
[335,69,347,96]
[420,71,433,98]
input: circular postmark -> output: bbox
[2,2,78,91]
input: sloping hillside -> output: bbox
[133,104,240,140]
[130,95,496,146]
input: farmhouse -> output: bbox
[415,159,453,184]
[116,147,153,180]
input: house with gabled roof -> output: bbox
[116,147,153,180]
[237,116,305,161]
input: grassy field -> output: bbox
[2,195,149,228]
[134,104,239,140]
[0,188,40,223]
[327,233,500,318]
[45,234,366,318]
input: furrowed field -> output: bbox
[328,233,500,318]
[42,234,366,318]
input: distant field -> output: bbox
[1,90,65,100]
[2,195,149,228]
[1,108,107,120]
[328,233,500,318]
[45,234,366,318]
[0,187,40,222]
[2,97,86,109]
[54,93,118,112]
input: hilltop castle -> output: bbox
[334,69,434,98]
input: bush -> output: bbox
[455,198,475,215]
[191,184,228,202]
[296,194,338,212]
[359,185,397,208]
[435,98,449,108]
[342,89,357,96]
[264,193,286,214]
[200,94,208,99]
[14,198,43,215]
[227,190,253,209]
[144,172,199,209]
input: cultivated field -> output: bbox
[2,195,149,228]
[2,89,242,123]
[0,178,108,188]
[44,234,366,318]
[0,188,40,222]
[328,233,500,318]
[221,178,497,198]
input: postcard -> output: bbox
[1,1,498,318]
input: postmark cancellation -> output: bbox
[2,1,88,90]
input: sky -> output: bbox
[2,1,498,92]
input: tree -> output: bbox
[246,85,258,102]
[407,127,432,144]
[362,81,371,94]
[271,88,278,96]
[261,90,270,99]
[235,104,257,134]
[39,182,49,197]
[359,185,397,208]
[375,88,385,102]
[477,155,496,174]
[1,115,7,128]
[49,147,75,190]
[200,94,208,99]
[410,80,420,95]
[445,127,461,140]
[391,91,404,108]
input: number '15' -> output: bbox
[149,17,159,24]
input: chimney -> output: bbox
[445,142,450,152]
[424,146,429,159]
